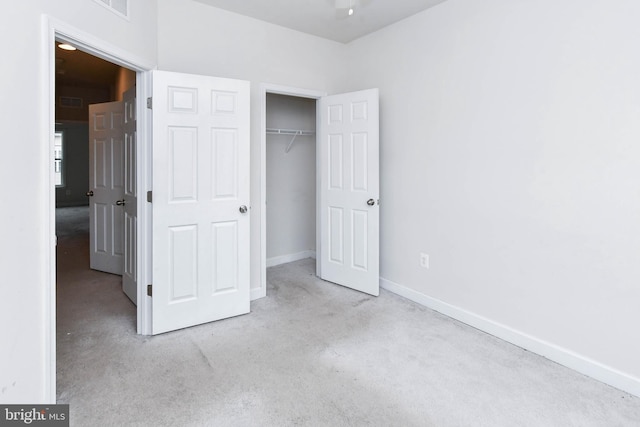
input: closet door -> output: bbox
[317,89,380,296]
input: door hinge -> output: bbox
[146,97,152,109]
[147,191,152,203]
[147,284,152,297]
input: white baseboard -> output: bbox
[380,277,640,398]
[266,250,316,268]
[250,287,265,301]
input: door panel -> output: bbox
[151,70,251,335]
[123,86,138,304]
[89,101,125,275]
[318,89,380,296]
[212,221,239,292]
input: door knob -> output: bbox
[367,199,375,206]
[116,199,126,206]
[239,205,248,214]
[86,191,94,197]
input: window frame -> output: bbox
[54,130,65,188]
[94,0,130,21]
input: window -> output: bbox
[94,0,129,20]
[54,131,64,187]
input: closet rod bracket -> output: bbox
[285,131,302,153]
[266,128,315,153]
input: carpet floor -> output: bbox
[55,207,640,426]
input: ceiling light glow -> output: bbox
[348,7,354,16]
[58,43,77,51]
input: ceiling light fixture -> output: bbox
[58,43,77,51]
[336,0,355,17]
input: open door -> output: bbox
[318,89,380,296]
[88,101,125,275]
[150,70,251,335]
[122,87,137,304]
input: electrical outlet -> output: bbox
[420,253,429,269]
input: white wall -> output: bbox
[266,94,316,264]
[0,0,157,404]
[157,0,346,296]
[344,0,640,393]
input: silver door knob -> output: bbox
[239,205,248,214]
[86,191,94,197]
[367,199,375,206]
[116,199,126,206]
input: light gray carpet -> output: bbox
[56,205,89,238]
[55,207,640,426]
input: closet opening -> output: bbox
[260,85,379,299]
[265,93,318,271]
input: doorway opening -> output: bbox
[45,17,154,401]
[265,93,317,269]
[259,85,326,299]
[54,38,138,400]
[54,38,136,292]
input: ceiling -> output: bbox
[193,0,449,43]
[56,45,121,88]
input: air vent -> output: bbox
[59,96,83,109]
[95,0,129,20]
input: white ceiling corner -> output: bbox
[192,0,449,44]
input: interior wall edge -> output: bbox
[380,277,640,399]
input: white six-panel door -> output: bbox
[318,89,380,296]
[89,101,125,275]
[151,70,251,335]
[122,87,138,304]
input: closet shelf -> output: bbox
[266,128,315,153]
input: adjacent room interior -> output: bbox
[54,40,138,332]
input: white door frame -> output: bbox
[259,84,326,299]
[43,16,155,402]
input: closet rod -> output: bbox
[266,127,315,136]
[266,128,315,153]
